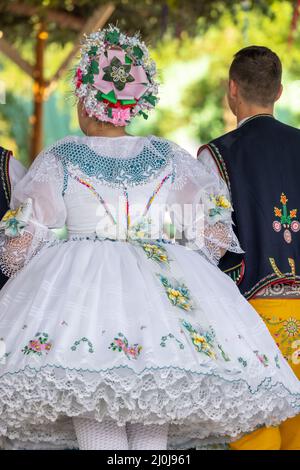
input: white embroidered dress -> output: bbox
[0,135,299,450]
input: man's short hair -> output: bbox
[229,46,282,107]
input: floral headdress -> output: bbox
[73,25,159,126]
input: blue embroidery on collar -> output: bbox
[53,139,173,193]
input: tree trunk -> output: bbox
[30,24,47,161]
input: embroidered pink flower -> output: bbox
[29,340,41,352]
[109,333,142,360]
[128,347,136,355]
[94,49,149,101]
[22,333,53,356]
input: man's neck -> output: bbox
[236,104,274,126]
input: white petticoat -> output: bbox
[0,238,299,450]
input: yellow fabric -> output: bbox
[230,427,281,450]
[230,298,300,450]
[280,414,300,450]
[250,299,300,377]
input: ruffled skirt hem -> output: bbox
[0,364,299,450]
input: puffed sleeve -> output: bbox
[0,147,67,277]
[167,142,244,265]
[9,157,27,194]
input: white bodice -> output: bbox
[64,171,172,240]
[0,134,243,277]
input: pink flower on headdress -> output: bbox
[111,107,131,125]
[93,49,149,101]
[76,68,83,89]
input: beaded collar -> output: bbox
[52,137,174,191]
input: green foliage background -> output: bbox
[0,0,300,163]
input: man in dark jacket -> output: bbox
[198,46,300,450]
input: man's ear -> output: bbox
[228,79,238,99]
[275,83,283,102]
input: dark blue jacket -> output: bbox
[198,115,300,299]
[0,146,12,289]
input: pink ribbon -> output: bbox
[111,107,131,125]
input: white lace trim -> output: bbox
[0,365,299,450]
[0,225,57,278]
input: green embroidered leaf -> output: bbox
[133,45,144,59]
[144,94,157,106]
[95,91,103,102]
[139,110,148,120]
[120,98,136,105]
[88,46,98,56]
[123,64,132,73]
[89,59,99,74]
[114,80,126,91]
[107,107,113,118]
[126,74,135,83]
[110,56,123,67]
[125,55,133,64]
[105,30,120,45]
[100,90,118,104]
[82,73,94,84]
[102,72,113,83]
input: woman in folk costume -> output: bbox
[0,147,26,289]
[0,27,299,451]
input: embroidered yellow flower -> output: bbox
[192,333,206,345]
[160,275,193,311]
[140,242,170,267]
[261,314,300,365]
[167,288,190,309]
[167,288,180,298]
[135,230,145,238]
[283,318,300,337]
[215,195,231,209]
[192,333,218,358]
[290,209,297,218]
[1,208,21,222]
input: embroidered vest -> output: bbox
[0,147,11,289]
[198,115,300,299]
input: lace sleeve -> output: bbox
[0,148,67,277]
[167,142,244,265]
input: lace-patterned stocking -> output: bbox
[127,423,169,450]
[73,418,129,450]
